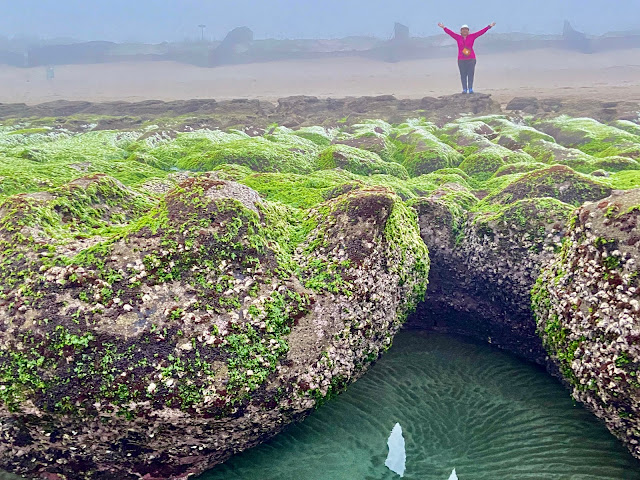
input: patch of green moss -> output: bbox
[176,137,315,174]
[474,197,574,250]
[614,120,640,136]
[240,172,343,208]
[383,199,430,311]
[390,124,462,170]
[533,116,640,158]
[493,161,548,177]
[436,120,496,155]
[317,144,408,179]
[483,165,612,206]
[9,127,51,136]
[473,115,556,148]
[291,126,333,147]
[609,170,640,190]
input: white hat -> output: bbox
[461,24,469,29]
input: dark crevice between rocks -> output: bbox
[405,269,542,363]
[404,251,560,377]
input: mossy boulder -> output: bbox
[291,126,334,147]
[615,120,640,137]
[317,144,408,179]
[0,174,155,296]
[458,146,535,181]
[437,119,538,181]
[176,137,316,174]
[418,168,471,189]
[484,165,613,206]
[472,115,556,150]
[523,138,595,170]
[523,139,640,174]
[392,129,464,177]
[493,161,548,177]
[437,120,497,154]
[0,176,429,480]
[532,188,640,458]
[333,135,394,162]
[534,116,640,158]
[331,120,397,162]
[591,155,640,172]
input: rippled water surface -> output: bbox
[201,331,640,480]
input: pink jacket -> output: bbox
[444,25,492,60]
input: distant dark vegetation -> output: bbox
[1,22,640,68]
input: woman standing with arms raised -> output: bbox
[438,22,496,94]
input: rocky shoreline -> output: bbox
[0,95,638,478]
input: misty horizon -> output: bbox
[1,0,640,44]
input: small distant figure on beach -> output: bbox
[46,66,55,80]
[438,22,496,94]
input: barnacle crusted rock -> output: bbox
[0,175,429,479]
[1,104,640,477]
[533,188,640,457]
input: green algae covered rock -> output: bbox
[176,136,316,174]
[458,147,535,181]
[523,138,594,168]
[437,118,538,180]
[615,120,640,137]
[532,188,640,458]
[0,174,428,479]
[523,139,640,174]
[436,119,497,154]
[317,144,408,179]
[484,165,613,206]
[417,169,471,191]
[1,107,640,477]
[493,161,549,177]
[534,115,640,158]
[483,116,556,149]
[291,126,334,147]
[391,126,463,177]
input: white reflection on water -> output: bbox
[385,422,406,477]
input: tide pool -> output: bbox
[200,330,640,480]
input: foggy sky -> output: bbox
[0,0,639,43]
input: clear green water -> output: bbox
[200,331,640,480]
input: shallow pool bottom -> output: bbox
[200,330,640,480]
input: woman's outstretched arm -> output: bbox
[471,22,496,39]
[438,23,460,39]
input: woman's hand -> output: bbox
[438,23,445,29]
[490,22,496,27]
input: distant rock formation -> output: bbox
[382,22,412,62]
[563,20,593,53]
[210,26,254,66]
[393,22,410,42]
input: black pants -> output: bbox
[458,59,477,91]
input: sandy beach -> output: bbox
[0,48,639,106]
